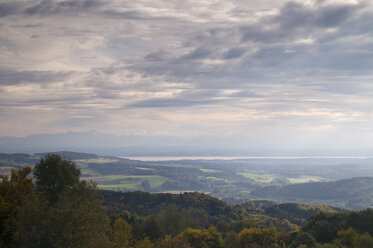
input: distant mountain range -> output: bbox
[2,131,371,157]
[0,131,226,156]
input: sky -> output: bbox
[1,0,373,155]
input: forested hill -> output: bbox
[251,177,373,209]
[101,190,338,230]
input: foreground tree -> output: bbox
[33,153,80,204]
[14,154,110,248]
[0,167,33,247]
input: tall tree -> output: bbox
[15,155,110,248]
[0,167,33,248]
[33,154,80,204]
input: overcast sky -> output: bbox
[1,0,373,154]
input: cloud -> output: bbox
[25,0,103,16]
[0,70,73,86]
[1,0,373,154]
[129,98,217,108]
[0,2,23,17]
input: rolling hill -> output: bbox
[251,177,373,209]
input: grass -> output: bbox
[237,172,275,183]
[134,175,169,188]
[206,176,230,182]
[96,175,169,190]
[95,175,127,181]
[287,176,324,184]
[98,182,141,190]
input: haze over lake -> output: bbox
[123,156,371,161]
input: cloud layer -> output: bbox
[1,0,373,154]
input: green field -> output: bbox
[206,176,229,182]
[98,182,142,190]
[237,172,275,183]
[96,175,169,190]
[287,176,324,184]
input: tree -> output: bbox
[238,227,278,248]
[223,232,240,248]
[333,227,358,247]
[134,238,154,248]
[0,167,33,247]
[155,207,198,237]
[14,155,111,248]
[33,154,80,204]
[290,232,316,248]
[157,235,191,248]
[182,227,223,248]
[353,232,373,248]
[112,218,132,248]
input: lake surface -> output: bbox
[121,156,369,161]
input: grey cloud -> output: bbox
[316,4,356,27]
[240,25,287,43]
[241,1,360,43]
[0,2,22,17]
[231,90,263,98]
[129,98,217,108]
[145,49,172,62]
[132,2,361,81]
[24,0,103,16]
[128,88,230,108]
[276,1,357,29]
[0,70,73,86]
[102,10,149,20]
[182,47,214,60]
[223,47,246,60]
[0,0,104,18]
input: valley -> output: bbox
[2,151,373,210]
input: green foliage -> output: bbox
[11,155,111,248]
[290,232,316,248]
[33,154,80,204]
[101,191,245,227]
[157,235,191,248]
[303,209,373,243]
[352,232,373,248]
[155,207,199,236]
[238,226,287,248]
[133,237,154,248]
[0,167,33,247]
[264,203,338,226]
[182,227,223,248]
[223,232,240,248]
[15,182,111,248]
[333,227,358,247]
[332,227,373,248]
[112,218,132,248]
